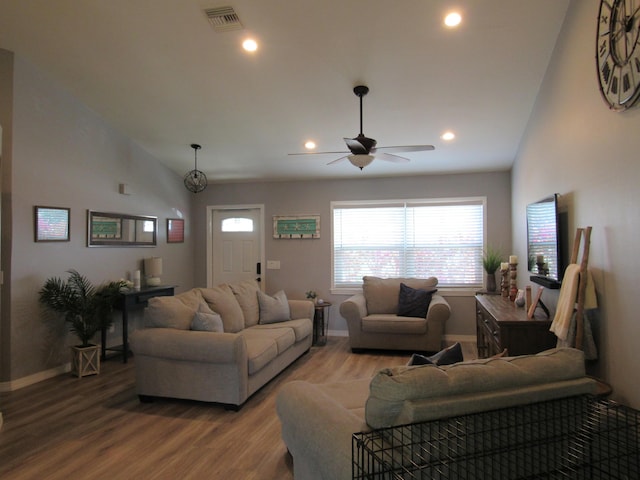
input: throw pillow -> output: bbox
[397,283,436,318]
[258,290,291,324]
[407,342,463,366]
[190,302,224,332]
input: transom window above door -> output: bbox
[221,217,254,232]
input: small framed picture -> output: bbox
[167,218,185,243]
[34,206,70,242]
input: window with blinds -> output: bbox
[332,198,486,289]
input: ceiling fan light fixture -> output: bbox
[184,143,208,193]
[348,154,374,170]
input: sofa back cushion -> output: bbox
[199,285,245,333]
[365,348,596,428]
[363,276,438,314]
[230,280,261,327]
[144,289,203,330]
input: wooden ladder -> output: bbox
[571,226,592,350]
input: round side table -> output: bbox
[313,301,332,346]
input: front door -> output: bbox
[208,206,264,289]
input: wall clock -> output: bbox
[596,0,640,111]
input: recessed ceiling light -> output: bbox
[441,131,456,141]
[304,140,316,150]
[242,38,258,52]
[444,12,462,27]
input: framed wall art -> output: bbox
[167,218,185,243]
[273,215,320,239]
[34,206,70,242]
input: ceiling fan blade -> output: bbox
[327,155,349,165]
[373,145,435,153]
[344,137,369,155]
[288,150,349,156]
[377,152,411,163]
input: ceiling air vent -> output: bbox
[205,6,243,32]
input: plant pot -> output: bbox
[485,272,497,292]
[71,344,100,377]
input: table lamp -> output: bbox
[144,257,163,286]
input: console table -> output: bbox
[475,294,556,358]
[101,285,175,363]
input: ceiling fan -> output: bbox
[289,85,435,169]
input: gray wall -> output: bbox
[512,0,640,408]
[0,52,196,384]
[192,172,512,338]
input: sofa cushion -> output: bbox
[258,290,291,324]
[249,318,312,343]
[143,290,203,330]
[363,276,438,314]
[397,283,436,318]
[366,348,595,428]
[199,285,245,333]
[242,335,279,375]
[230,280,261,327]
[362,314,427,334]
[241,327,295,355]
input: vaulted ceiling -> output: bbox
[0,0,571,182]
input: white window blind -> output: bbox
[332,198,485,288]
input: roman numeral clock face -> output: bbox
[597,0,640,110]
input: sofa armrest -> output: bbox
[424,294,450,342]
[130,328,246,364]
[288,299,314,320]
[340,293,367,327]
[427,294,450,322]
[276,381,367,480]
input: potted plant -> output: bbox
[482,246,503,292]
[305,290,317,304]
[39,269,125,377]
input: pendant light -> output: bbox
[184,143,207,193]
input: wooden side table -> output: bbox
[101,285,175,362]
[313,302,331,346]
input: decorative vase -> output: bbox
[71,344,100,378]
[485,272,497,292]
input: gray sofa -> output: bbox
[276,348,598,480]
[340,276,450,352]
[130,281,313,409]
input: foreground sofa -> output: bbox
[340,276,451,352]
[276,348,598,480]
[130,281,313,409]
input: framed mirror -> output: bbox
[87,211,157,247]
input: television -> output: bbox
[526,194,567,289]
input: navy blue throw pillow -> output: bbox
[407,343,464,366]
[397,283,436,318]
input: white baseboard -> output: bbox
[328,329,348,337]
[0,363,70,393]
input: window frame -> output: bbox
[330,196,488,294]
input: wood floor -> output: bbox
[0,337,476,480]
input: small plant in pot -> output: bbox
[39,269,126,377]
[482,246,503,292]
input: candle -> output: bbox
[133,270,141,289]
[536,255,544,263]
[500,262,509,271]
[509,255,518,264]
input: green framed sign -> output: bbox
[273,215,320,238]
